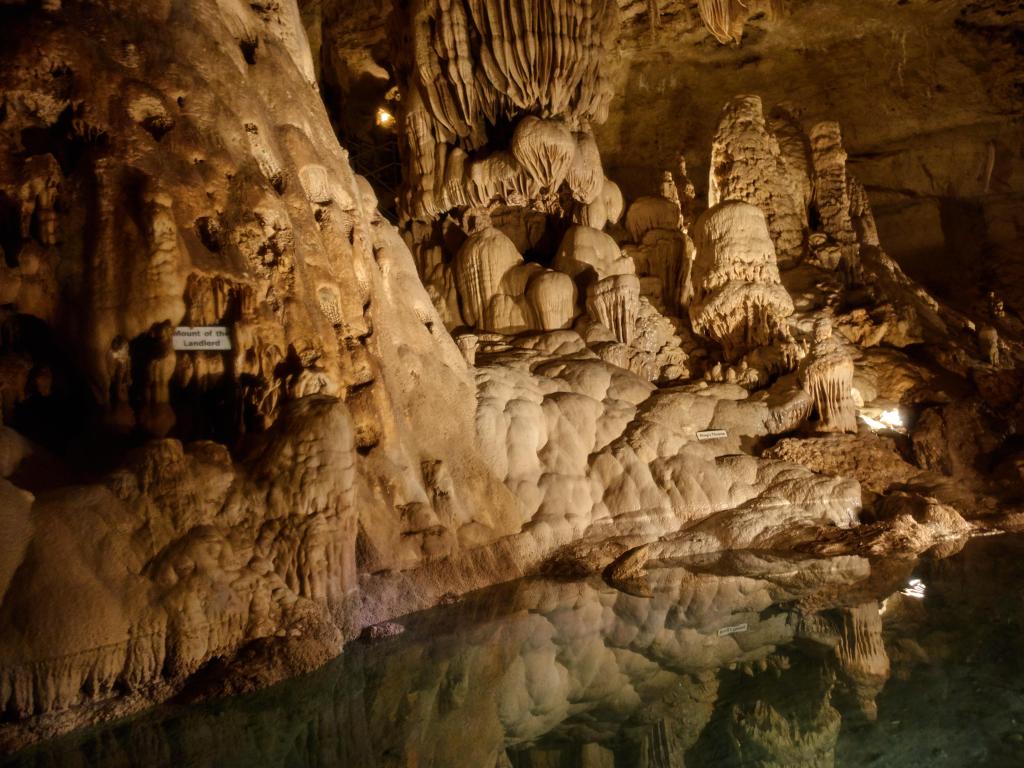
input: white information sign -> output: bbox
[697,429,728,441]
[718,623,748,637]
[173,326,232,351]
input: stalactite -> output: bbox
[648,0,660,38]
[397,0,620,220]
[799,318,858,434]
[697,0,742,44]
[587,274,641,344]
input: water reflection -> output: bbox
[6,536,1024,768]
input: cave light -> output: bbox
[900,578,927,599]
[859,406,906,433]
[879,408,904,429]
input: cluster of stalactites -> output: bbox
[799,319,858,434]
[697,0,784,45]
[400,0,620,220]
[408,0,619,146]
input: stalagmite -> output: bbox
[453,228,524,329]
[455,333,479,366]
[689,202,795,359]
[554,225,635,282]
[18,154,62,247]
[810,122,859,273]
[526,270,579,331]
[625,196,682,242]
[628,229,689,316]
[709,95,807,268]
[847,175,880,248]
[1,0,1020,752]
[769,105,814,210]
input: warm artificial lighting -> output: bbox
[859,407,905,433]
[879,409,903,429]
[859,413,886,431]
[900,578,926,599]
[375,107,395,128]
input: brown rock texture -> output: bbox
[0,0,1020,754]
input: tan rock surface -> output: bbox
[0,0,1020,752]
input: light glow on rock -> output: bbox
[901,578,927,599]
[879,408,904,429]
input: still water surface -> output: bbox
[6,535,1024,767]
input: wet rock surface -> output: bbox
[0,0,1021,753]
[5,534,1024,768]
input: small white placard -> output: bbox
[718,623,748,637]
[173,326,232,351]
[697,429,728,441]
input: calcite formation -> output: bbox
[395,0,620,219]
[576,176,625,230]
[6,551,921,767]
[452,228,524,330]
[510,117,577,195]
[810,121,859,274]
[688,201,795,360]
[0,0,506,744]
[586,273,641,343]
[526,270,578,331]
[625,195,682,242]
[799,318,858,434]
[697,0,784,45]
[0,0,1021,755]
[709,95,808,268]
[554,224,635,282]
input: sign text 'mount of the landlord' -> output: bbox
[173,326,232,351]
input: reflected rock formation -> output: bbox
[7,551,907,768]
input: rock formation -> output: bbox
[394,0,620,219]
[709,95,808,268]
[688,201,795,360]
[0,0,1021,755]
[799,317,858,434]
[810,121,859,274]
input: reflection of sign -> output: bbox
[173,326,232,351]
[718,623,748,637]
[697,429,728,441]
